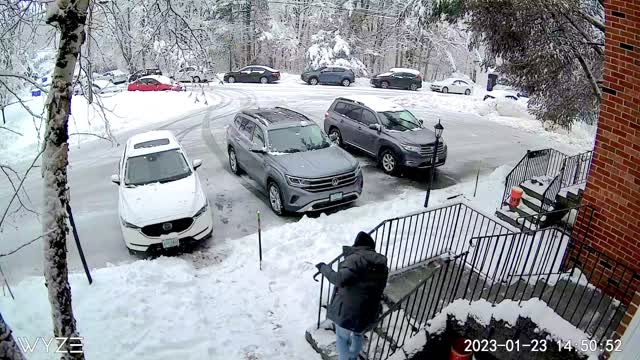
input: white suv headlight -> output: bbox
[194,200,208,218]
[401,144,421,153]
[121,217,140,229]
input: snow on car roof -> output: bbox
[139,75,174,84]
[340,95,404,112]
[127,131,180,157]
[390,68,421,75]
[248,65,278,72]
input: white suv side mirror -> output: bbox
[111,174,120,185]
[192,159,203,170]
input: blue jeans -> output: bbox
[335,324,363,360]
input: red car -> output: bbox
[127,75,183,92]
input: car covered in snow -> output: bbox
[173,66,216,83]
[483,89,521,101]
[111,130,213,253]
[127,75,183,92]
[324,95,447,175]
[223,65,281,84]
[370,68,423,90]
[100,70,128,84]
[128,68,162,83]
[300,66,355,86]
[226,107,362,215]
[430,78,473,95]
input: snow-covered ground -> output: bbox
[2,167,507,359]
[0,74,601,358]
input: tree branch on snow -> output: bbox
[0,72,48,93]
[69,132,114,142]
[1,165,38,217]
[0,149,42,230]
[0,80,45,120]
[0,232,51,258]
[0,126,22,136]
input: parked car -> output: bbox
[127,75,183,92]
[483,89,520,101]
[223,65,280,84]
[111,130,213,253]
[370,68,423,90]
[173,66,216,83]
[430,78,473,95]
[91,79,123,94]
[226,107,363,215]
[128,68,162,83]
[101,70,128,84]
[324,95,447,175]
[300,66,355,86]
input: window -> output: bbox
[268,124,330,153]
[234,115,245,128]
[361,110,378,126]
[334,102,352,115]
[459,80,469,85]
[133,139,170,149]
[252,127,265,148]
[240,120,256,138]
[379,110,422,131]
[343,106,362,122]
[240,66,251,72]
[125,149,192,186]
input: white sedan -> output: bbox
[111,130,213,253]
[430,78,473,95]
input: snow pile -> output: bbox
[425,299,600,359]
[392,93,596,151]
[306,31,367,76]
[0,90,218,161]
[1,167,509,359]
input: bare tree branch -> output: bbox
[0,148,43,230]
[0,126,22,136]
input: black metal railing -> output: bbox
[368,203,513,273]
[502,148,569,205]
[560,150,593,189]
[515,205,596,240]
[364,253,469,360]
[461,227,639,343]
[314,202,513,330]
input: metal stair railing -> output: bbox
[363,252,469,360]
[502,148,568,205]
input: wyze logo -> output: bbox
[16,336,84,354]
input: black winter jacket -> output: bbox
[319,245,389,333]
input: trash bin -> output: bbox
[509,186,524,208]
[487,74,498,91]
[450,338,472,360]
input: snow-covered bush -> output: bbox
[306,31,367,76]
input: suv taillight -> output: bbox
[417,74,423,81]
[273,72,280,77]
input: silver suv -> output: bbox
[226,107,363,215]
[324,95,447,175]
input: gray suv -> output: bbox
[226,107,363,215]
[324,95,447,175]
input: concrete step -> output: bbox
[495,206,539,232]
[385,260,443,305]
[520,176,556,203]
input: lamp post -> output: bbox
[424,120,444,208]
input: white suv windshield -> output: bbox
[125,149,191,186]
[268,125,330,153]
[379,111,422,131]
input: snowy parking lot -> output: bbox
[0,77,596,359]
[0,75,595,281]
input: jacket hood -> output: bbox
[387,127,437,145]
[342,245,387,266]
[120,174,206,226]
[271,145,357,178]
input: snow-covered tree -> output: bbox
[43,0,91,357]
[306,30,367,75]
[0,312,25,359]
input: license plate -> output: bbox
[162,238,179,249]
[330,192,343,202]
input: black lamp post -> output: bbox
[424,120,444,208]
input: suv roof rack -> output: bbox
[273,107,310,121]
[242,110,270,126]
[335,97,364,106]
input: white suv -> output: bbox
[111,130,213,253]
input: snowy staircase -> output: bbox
[495,175,557,231]
[306,259,445,360]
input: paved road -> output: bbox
[0,83,579,281]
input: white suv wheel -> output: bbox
[268,183,283,215]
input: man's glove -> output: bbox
[315,262,326,271]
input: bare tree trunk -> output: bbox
[43,0,90,358]
[0,313,25,360]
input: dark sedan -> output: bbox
[224,65,280,84]
[370,68,423,91]
[300,66,355,86]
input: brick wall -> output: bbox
[580,1,640,276]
